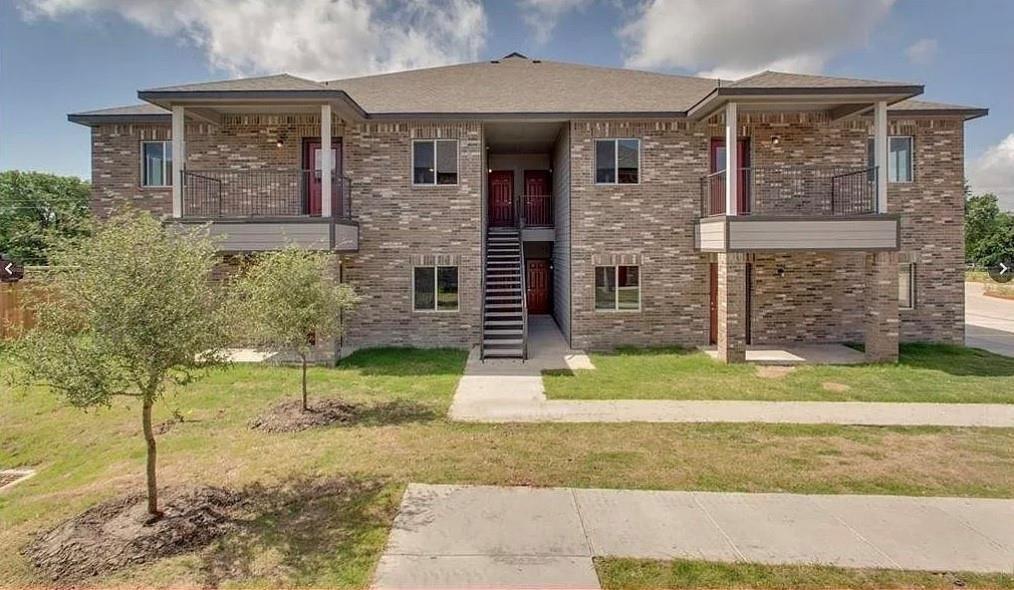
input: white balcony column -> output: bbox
[724,101,739,215]
[874,100,888,213]
[320,103,333,218]
[171,105,186,218]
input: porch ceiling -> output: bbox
[484,121,564,153]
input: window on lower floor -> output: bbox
[595,265,640,311]
[595,139,640,184]
[141,140,173,187]
[867,136,914,183]
[899,263,915,309]
[414,266,458,311]
[412,139,458,185]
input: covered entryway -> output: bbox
[303,138,341,216]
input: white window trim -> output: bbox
[868,135,914,184]
[899,262,916,310]
[594,138,641,185]
[411,139,460,187]
[594,264,642,312]
[140,140,172,188]
[412,265,460,313]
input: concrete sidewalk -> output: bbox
[373,484,1014,589]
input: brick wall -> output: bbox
[340,121,483,349]
[566,113,966,350]
[569,120,710,350]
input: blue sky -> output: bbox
[2,0,1012,206]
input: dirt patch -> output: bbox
[756,365,796,379]
[249,398,357,433]
[22,486,242,583]
[0,469,35,489]
[823,381,851,393]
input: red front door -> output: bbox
[526,259,551,314]
[523,170,552,226]
[304,139,340,216]
[709,138,751,214]
[488,170,514,227]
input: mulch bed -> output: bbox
[22,487,243,583]
[248,398,358,433]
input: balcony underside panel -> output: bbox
[696,216,899,252]
[173,219,358,253]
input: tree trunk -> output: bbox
[301,354,308,412]
[141,397,162,521]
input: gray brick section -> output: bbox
[552,125,572,345]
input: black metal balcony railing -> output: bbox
[521,193,553,227]
[700,166,878,217]
[181,169,352,219]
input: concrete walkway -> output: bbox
[966,281,1014,357]
[373,484,1014,588]
[450,318,1014,427]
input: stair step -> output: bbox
[484,330,523,337]
[486,304,521,309]
[485,312,523,318]
[486,288,520,293]
[484,339,523,346]
[485,320,523,327]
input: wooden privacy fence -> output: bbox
[0,281,46,340]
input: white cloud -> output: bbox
[517,0,592,45]
[620,0,895,79]
[969,134,1014,211]
[18,0,487,80]
[905,38,938,65]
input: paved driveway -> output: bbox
[966,282,1014,356]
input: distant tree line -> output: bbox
[0,170,91,265]
[966,190,1014,268]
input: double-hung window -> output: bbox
[412,139,458,185]
[899,263,915,309]
[595,139,640,184]
[595,265,640,311]
[141,140,173,187]
[414,266,459,311]
[867,136,914,183]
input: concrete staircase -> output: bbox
[482,227,526,359]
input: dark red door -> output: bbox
[709,262,718,345]
[489,170,514,227]
[523,170,552,226]
[526,259,550,314]
[304,140,340,216]
[709,138,750,214]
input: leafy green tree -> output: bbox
[10,211,228,519]
[966,192,1014,267]
[231,247,358,411]
[0,171,91,265]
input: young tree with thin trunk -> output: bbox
[230,246,358,411]
[11,211,227,520]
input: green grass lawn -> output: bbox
[544,344,1014,403]
[597,558,1014,590]
[1,347,1013,588]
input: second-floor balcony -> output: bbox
[695,165,899,253]
[175,168,358,253]
[700,166,879,217]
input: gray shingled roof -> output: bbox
[67,56,988,123]
[324,54,720,114]
[142,73,325,93]
[727,70,915,89]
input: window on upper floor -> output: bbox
[867,136,914,183]
[141,140,173,187]
[414,265,459,311]
[595,265,640,311]
[413,139,458,185]
[595,139,640,184]
[899,263,915,309]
